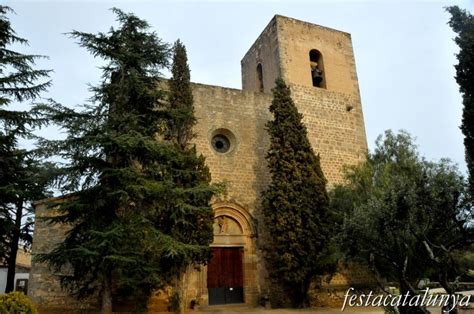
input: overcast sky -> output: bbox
[5,0,474,174]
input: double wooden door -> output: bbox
[207,247,244,305]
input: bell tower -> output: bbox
[241,15,368,185]
[241,15,361,97]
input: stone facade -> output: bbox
[29,202,100,312]
[29,15,370,312]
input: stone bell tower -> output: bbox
[241,15,368,185]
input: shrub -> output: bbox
[0,291,37,314]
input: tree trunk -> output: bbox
[423,240,458,314]
[439,270,458,314]
[179,267,189,314]
[173,265,191,314]
[5,201,23,293]
[398,279,411,314]
[289,280,309,308]
[101,276,113,314]
[301,280,311,308]
[398,277,429,314]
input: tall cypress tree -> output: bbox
[0,5,52,293]
[447,6,474,194]
[166,39,217,313]
[167,40,196,148]
[36,9,217,312]
[261,78,334,308]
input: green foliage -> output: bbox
[452,244,474,280]
[165,40,216,264]
[332,130,473,314]
[0,291,38,314]
[261,78,335,308]
[447,6,474,195]
[167,39,196,148]
[165,39,219,312]
[0,5,52,293]
[35,8,218,311]
[0,6,51,107]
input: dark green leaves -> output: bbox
[261,79,335,307]
[0,5,53,293]
[36,9,217,310]
[447,6,474,196]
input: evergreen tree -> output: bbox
[167,40,196,148]
[0,5,52,293]
[166,39,217,313]
[36,9,217,312]
[261,78,334,307]
[447,6,474,194]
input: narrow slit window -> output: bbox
[257,63,264,92]
[309,49,325,88]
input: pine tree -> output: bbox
[35,9,217,312]
[0,5,52,293]
[447,6,474,195]
[261,78,334,307]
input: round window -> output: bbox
[210,128,237,154]
[212,134,231,153]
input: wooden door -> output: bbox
[207,247,244,305]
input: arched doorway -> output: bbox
[206,203,256,306]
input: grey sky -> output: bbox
[5,0,474,174]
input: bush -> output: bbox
[0,291,37,314]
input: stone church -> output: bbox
[29,15,369,312]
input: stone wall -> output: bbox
[183,84,271,308]
[191,83,273,212]
[16,247,32,268]
[289,84,367,185]
[29,202,98,312]
[240,14,367,185]
[241,18,281,94]
[276,15,361,97]
[29,81,368,311]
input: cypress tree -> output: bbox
[0,5,52,293]
[167,40,196,148]
[447,6,474,194]
[261,78,334,307]
[35,9,217,312]
[165,38,218,313]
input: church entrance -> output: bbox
[207,247,244,305]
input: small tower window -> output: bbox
[256,63,264,92]
[309,49,325,88]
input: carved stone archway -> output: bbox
[211,201,256,247]
[192,201,259,307]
